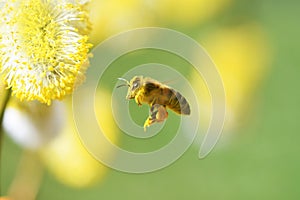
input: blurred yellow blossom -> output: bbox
[88,0,154,43]
[3,99,66,149]
[192,23,271,131]
[95,91,118,146]
[0,0,92,105]
[153,0,232,26]
[40,89,118,187]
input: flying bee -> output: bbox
[117,76,191,131]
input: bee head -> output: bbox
[117,76,142,99]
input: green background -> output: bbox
[2,0,300,199]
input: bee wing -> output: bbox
[160,77,180,86]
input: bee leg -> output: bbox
[135,95,142,106]
[143,104,168,131]
[152,104,168,123]
[143,117,153,131]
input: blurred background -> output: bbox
[2,0,300,199]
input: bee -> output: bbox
[117,76,190,131]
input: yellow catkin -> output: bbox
[0,0,92,105]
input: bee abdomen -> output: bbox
[167,89,190,115]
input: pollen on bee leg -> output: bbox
[151,104,168,122]
[144,104,168,131]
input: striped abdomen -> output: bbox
[165,88,190,115]
[143,81,191,115]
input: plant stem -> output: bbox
[0,88,11,195]
[8,151,43,200]
[0,88,11,146]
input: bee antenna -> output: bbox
[116,84,129,88]
[117,78,129,83]
[117,78,130,88]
